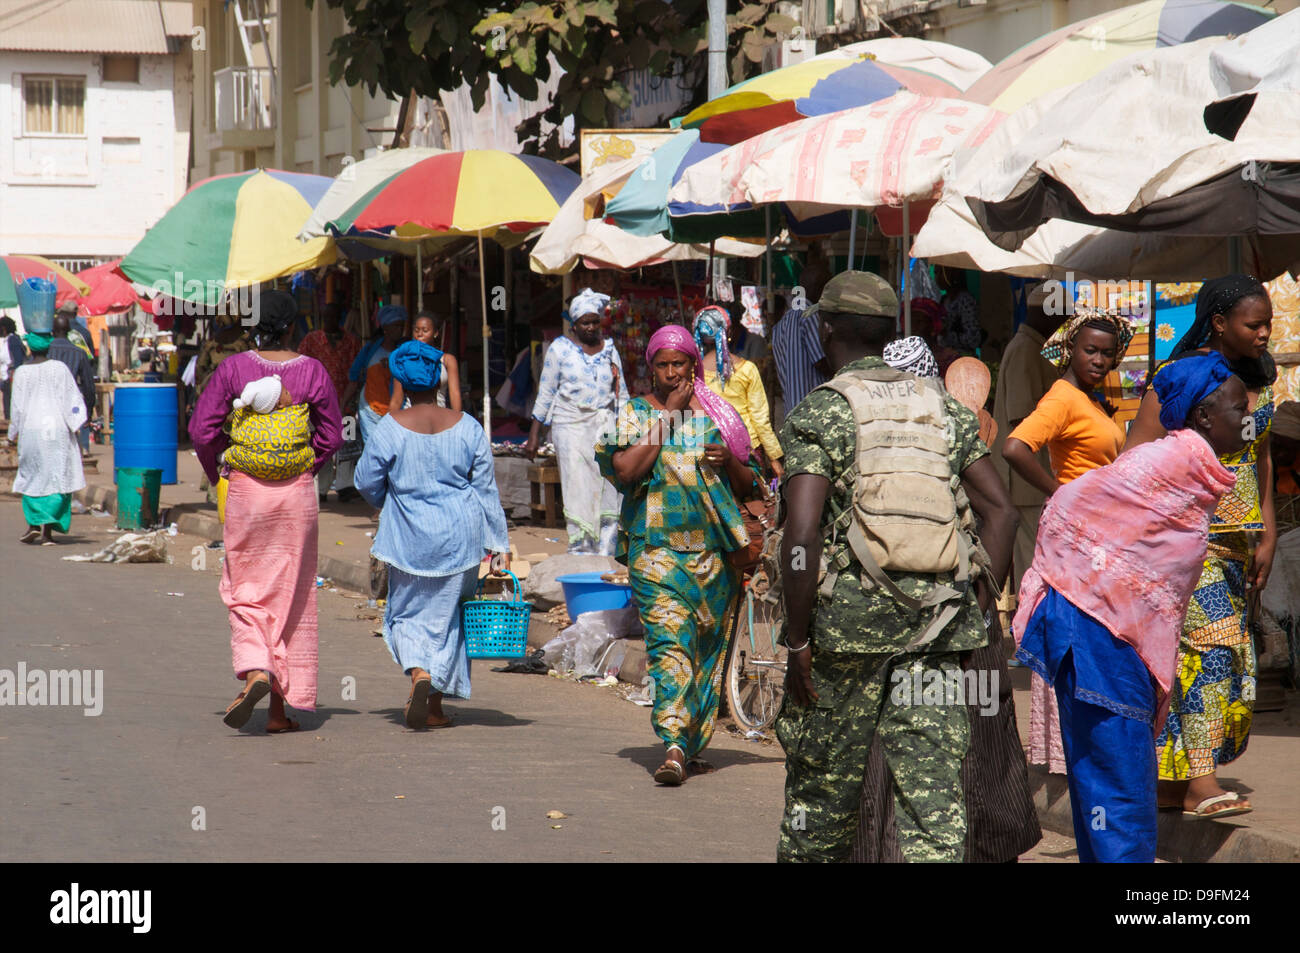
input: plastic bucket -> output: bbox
[116,467,162,530]
[556,572,634,618]
[113,383,178,484]
[16,276,57,333]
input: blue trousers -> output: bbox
[1054,650,1157,863]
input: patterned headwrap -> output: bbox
[1039,308,1135,370]
[388,340,444,393]
[645,324,751,463]
[1152,351,1235,432]
[1171,275,1276,388]
[692,305,733,383]
[568,288,610,322]
[882,336,940,378]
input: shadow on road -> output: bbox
[216,706,360,735]
[374,706,534,729]
[616,743,784,776]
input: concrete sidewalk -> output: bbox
[57,444,1300,864]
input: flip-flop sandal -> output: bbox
[405,676,432,729]
[19,528,40,544]
[687,758,716,776]
[222,675,271,729]
[425,715,455,729]
[266,718,301,734]
[653,759,686,786]
[1184,792,1253,819]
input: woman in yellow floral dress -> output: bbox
[1127,275,1277,819]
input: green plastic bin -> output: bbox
[116,467,162,530]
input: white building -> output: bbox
[0,0,193,268]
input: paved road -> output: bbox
[0,499,1075,862]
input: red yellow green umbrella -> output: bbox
[120,169,336,307]
[0,255,90,312]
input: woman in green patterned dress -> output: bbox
[1127,275,1277,819]
[596,323,761,786]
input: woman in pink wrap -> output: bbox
[595,321,761,786]
[1012,352,1246,862]
[189,291,343,734]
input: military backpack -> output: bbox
[755,366,984,651]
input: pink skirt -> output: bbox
[1028,672,1066,774]
[220,470,319,710]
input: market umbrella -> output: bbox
[678,38,986,144]
[529,156,762,275]
[1203,7,1300,139]
[962,37,1300,264]
[964,0,1274,114]
[329,149,580,433]
[670,93,1004,223]
[605,128,852,243]
[119,169,336,307]
[911,82,1300,280]
[74,259,143,316]
[1,255,91,313]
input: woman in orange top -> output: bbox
[1002,308,1133,776]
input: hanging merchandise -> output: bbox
[739,286,765,335]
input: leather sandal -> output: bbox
[223,672,271,729]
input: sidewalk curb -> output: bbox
[1028,769,1300,863]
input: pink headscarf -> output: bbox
[646,324,752,462]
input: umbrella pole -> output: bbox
[478,232,491,436]
[902,202,911,338]
[672,260,684,322]
[706,240,715,300]
[764,206,773,318]
[1228,236,1242,273]
[416,245,423,312]
[848,209,858,267]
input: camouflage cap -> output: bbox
[818,271,898,317]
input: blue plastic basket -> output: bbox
[463,569,532,659]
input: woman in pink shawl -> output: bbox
[595,320,761,786]
[1012,353,1246,862]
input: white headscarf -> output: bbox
[233,375,283,414]
[569,288,610,321]
[883,336,940,379]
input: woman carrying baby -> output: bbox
[189,290,343,733]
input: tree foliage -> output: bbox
[309,0,796,157]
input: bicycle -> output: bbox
[722,566,786,733]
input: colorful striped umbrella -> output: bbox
[0,255,91,312]
[965,0,1274,114]
[120,169,336,307]
[325,150,579,241]
[678,38,986,145]
[328,150,579,436]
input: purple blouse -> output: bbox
[189,350,343,484]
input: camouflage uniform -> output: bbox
[776,355,990,863]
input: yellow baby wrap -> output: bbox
[223,404,316,482]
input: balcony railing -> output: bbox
[214,66,274,133]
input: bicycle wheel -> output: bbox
[724,578,786,733]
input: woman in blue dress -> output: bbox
[355,341,511,729]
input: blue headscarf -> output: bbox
[692,305,733,383]
[388,340,444,393]
[1152,351,1235,431]
[378,304,408,328]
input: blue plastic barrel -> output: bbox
[113,383,178,485]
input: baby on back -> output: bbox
[224,375,316,480]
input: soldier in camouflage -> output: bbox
[776,271,1018,862]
